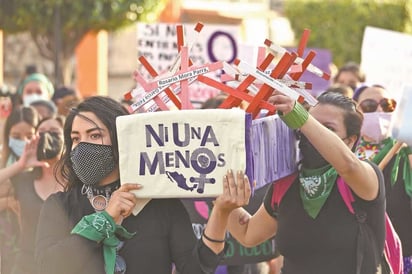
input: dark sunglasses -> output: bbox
[359,98,397,113]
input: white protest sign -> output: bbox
[361,26,412,100]
[117,108,250,198]
[391,85,412,146]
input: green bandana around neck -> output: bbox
[71,211,135,274]
[299,165,338,219]
[370,137,395,164]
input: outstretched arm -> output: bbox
[300,114,378,200]
[269,93,379,201]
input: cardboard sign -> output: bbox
[117,108,252,198]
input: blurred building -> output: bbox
[3,0,294,100]
[108,0,294,100]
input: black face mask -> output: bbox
[37,132,63,161]
[298,134,329,169]
[70,142,116,186]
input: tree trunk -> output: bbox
[60,56,74,86]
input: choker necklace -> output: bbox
[81,181,120,211]
[356,137,395,163]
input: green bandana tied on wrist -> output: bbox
[71,211,135,274]
[278,101,309,129]
[299,165,338,219]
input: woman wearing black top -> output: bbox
[213,92,385,274]
[353,84,412,273]
[35,96,250,274]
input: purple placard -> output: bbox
[250,115,298,189]
[245,113,254,193]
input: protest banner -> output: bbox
[361,26,412,100]
[117,108,253,198]
[390,85,412,146]
[123,23,322,196]
[251,114,297,189]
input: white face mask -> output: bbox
[23,94,49,107]
[361,112,393,143]
[8,137,27,157]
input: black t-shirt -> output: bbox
[35,184,223,274]
[384,156,412,256]
[263,163,385,274]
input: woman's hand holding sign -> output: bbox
[106,183,142,224]
[202,170,251,254]
[214,169,251,214]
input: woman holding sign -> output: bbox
[214,91,386,274]
[35,96,251,274]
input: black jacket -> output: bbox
[35,184,223,274]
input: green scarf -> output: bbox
[71,211,135,274]
[359,137,412,198]
[391,146,412,197]
[368,137,395,165]
[299,165,338,219]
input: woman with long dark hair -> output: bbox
[35,96,250,274]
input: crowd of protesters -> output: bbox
[0,57,410,274]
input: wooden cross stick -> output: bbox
[179,46,193,109]
[137,56,182,109]
[297,29,311,57]
[125,22,205,112]
[197,74,277,113]
[265,39,330,80]
[245,52,299,118]
[219,53,275,109]
[220,70,312,91]
[378,141,405,170]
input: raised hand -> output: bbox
[213,170,251,215]
[267,92,295,115]
[18,135,49,169]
